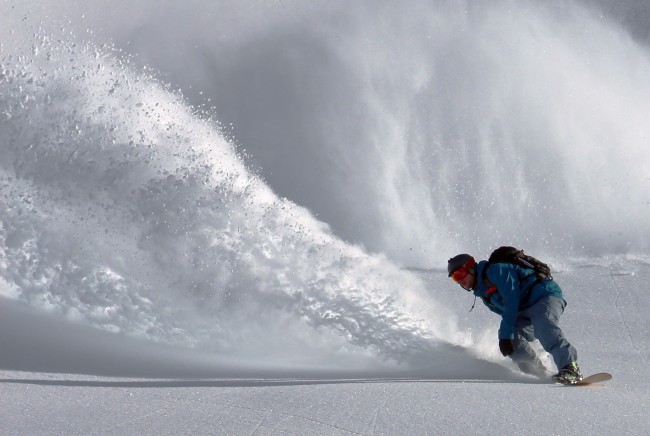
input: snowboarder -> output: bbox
[447,252,582,384]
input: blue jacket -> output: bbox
[473,260,564,340]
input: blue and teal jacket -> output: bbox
[473,260,563,340]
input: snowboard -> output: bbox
[563,372,612,386]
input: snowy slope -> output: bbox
[2,260,649,434]
[1,0,650,434]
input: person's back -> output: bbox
[474,260,562,310]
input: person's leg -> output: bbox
[510,317,548,377]
[528,296,578,370]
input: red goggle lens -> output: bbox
[451,267,469,283]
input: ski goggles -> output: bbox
[450,266,470,283]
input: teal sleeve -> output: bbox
[489,264,522,340]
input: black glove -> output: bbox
[499,339,515,356]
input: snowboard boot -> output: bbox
[552,362,583,385]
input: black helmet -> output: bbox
[447,254,475,276]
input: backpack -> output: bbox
[485,246,552,281]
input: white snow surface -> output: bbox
[2,262,650,435]
[1,0,650,434]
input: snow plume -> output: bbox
[0,31,464,371]
[4,0,650,378]
[76,0,650,266]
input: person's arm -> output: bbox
[488,264,522,340]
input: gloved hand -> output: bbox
[499,339,515,356]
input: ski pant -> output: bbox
[510,295,578,370]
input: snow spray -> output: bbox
[1,0,649,370]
